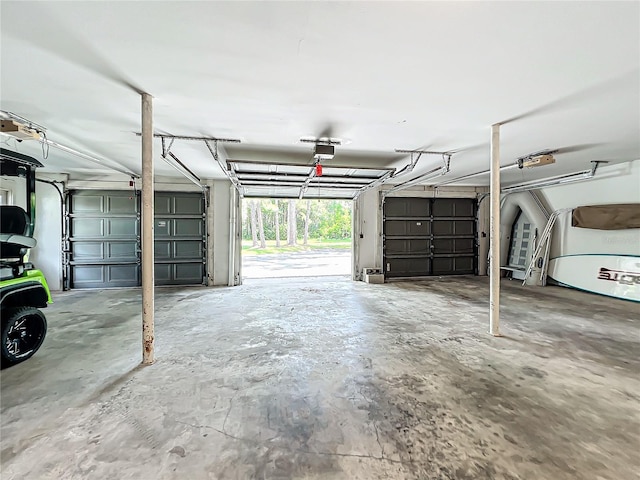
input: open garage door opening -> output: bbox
[241,198,352,280]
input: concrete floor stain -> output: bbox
[1,276,638,479]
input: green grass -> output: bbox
[242,238,352,255]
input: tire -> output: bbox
[1,307,47,369]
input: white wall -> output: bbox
[0,175,64,290]
[352,185,489,280]
[31,182,64,291]
[353,188,381,280]
[540,159,640,258]
[207,179,236,286]
[2,177,62,290]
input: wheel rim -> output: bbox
[5,313,45,359]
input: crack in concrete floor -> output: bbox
[1,276,638,479]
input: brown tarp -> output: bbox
[571,203,640,230]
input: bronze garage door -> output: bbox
[383,197,477,278]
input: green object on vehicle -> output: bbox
[0,269,52,304]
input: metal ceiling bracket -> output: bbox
[150,133,241,144]
[393,148,455,178]
[407,152,423,169]
[500,161,609,194]
[166,151,201,182]
[135,132,242,187]
[353,169,395,200]
[392,149,424,177]
[354,149,457,200]
[205,140,244,196]
[590,160,607,175]
[298,163,318,199]
[394,149,451,156]
[161,137,175,158]
[381,166,444,199]
[300,137,342,146]
[441,153,452,174]
[159,149,204,189]
[156,134,205,188]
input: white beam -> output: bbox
[141,93,155,364]
[489,124,501,336]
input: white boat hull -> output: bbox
[548,254,640,302]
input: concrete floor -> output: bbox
[1,276,638,480]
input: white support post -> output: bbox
[228,184,237,286]
[351,196,360,281]
[489,124,501,336]
[141,93,155,364]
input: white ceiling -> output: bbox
[1,1,638,190]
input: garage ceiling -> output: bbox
[1,1,638,194]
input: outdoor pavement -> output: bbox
[242,249,351,279]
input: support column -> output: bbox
[141,93,155,364]
[489,123,501,336]
[228,183,237,286]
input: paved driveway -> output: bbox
[242,249,351,279]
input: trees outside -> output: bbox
[243,199,351,248]
[275,199,281,247]
[303,200,311,246]
[287,200,297,246]
[257,201,266,248]
[249,200,258,247]
[314,201,351,240]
